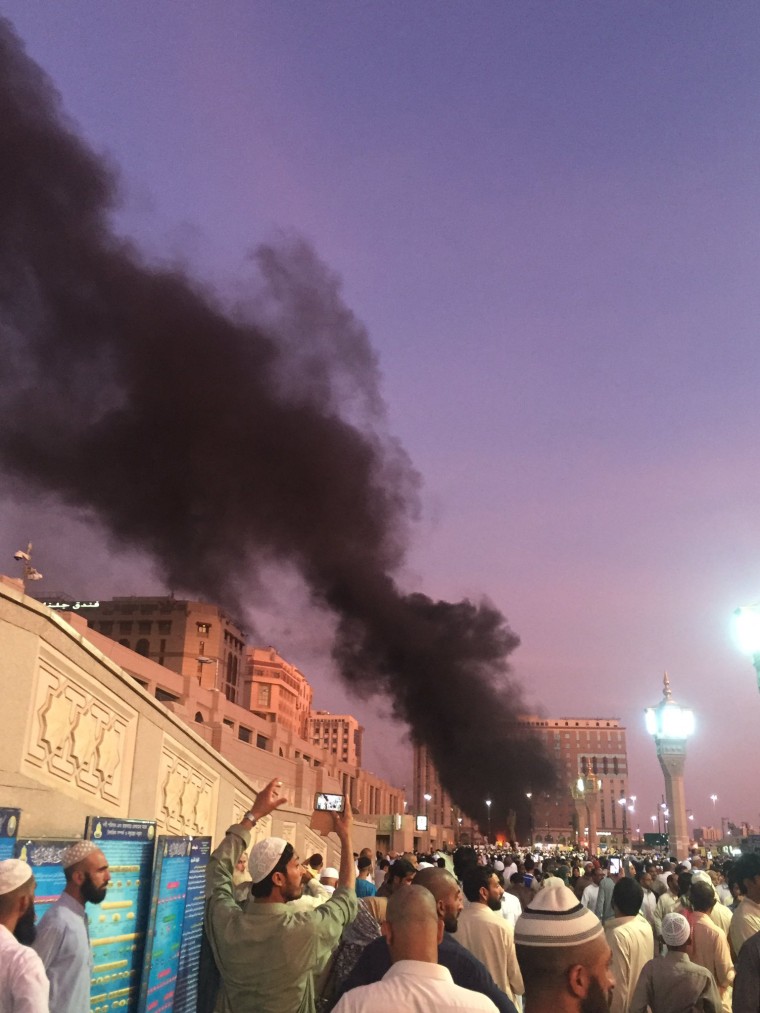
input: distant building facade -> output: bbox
[521,715,629,844]
[60,594,406,833]
[74,596,247,704]
[413,715,629,848]
[309,712,363,767]
[248,646,313,739]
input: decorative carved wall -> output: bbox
[156,736,219,835]
[22,643,137,812]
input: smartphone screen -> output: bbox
[314,792,345,812]
[609,857,621,875]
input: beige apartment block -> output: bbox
[309,711,364,767]
[1,576,400,859]
[248,646,313,739]
[75,595,247,702]
[414,715,630,849]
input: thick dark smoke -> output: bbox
[0,20,556,824]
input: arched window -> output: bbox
[603,757,609,775]
[136,639,150,657]
[195,712,204,723]
[591,757,598,774]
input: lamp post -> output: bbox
[485,799,492,842]
[732,604,760,692]
[572,765,601,856]
[645,673,694,861]
[197,655,221,689]
[525,793,533,848]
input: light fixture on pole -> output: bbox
[525,792,533,848]
[732,604,760,692]
[645,673,694,861]
[197,655,221,689]
[13,542,43,588]
[485,799,492,841]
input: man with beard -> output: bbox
[33,840,110,1013]
[457,864,524,1003]
[514,880,615,1013]
[0,858,49,1013]
[338,866,517,1012]
[205,777,358,1012]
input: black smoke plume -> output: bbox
[0,20,556,824]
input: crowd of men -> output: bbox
[3,777,760,1013]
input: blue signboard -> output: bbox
[85,817,157,1013]
[0,807,21,859]
[14,839,77,920]
[137,837,193,1013]
[173,837,211,1013]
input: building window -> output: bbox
[136,638,150,657]
[158,621,171,634]
[155,688,179,704]
[225,654,238,703]
[256,734,269,750]
[138,621,151,634]
[613,757,619,775]
[238,727,252,743]
[258,684,271,706]
[197,622,210,636]
[118,639,130,648]
[119,621,133,634]
[195,712,204,723]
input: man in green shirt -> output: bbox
[205,778,358,1013]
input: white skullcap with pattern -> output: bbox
[61,840,100,869]
[0,859,33,895]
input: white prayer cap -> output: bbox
[493,860,505,872]
[61,840,100,869]
[321,867,339,880]
[249,837,289,884]
[0,859,33,895]
[662,912,690,948]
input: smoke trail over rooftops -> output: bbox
[0,20,556,823]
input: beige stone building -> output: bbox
[414,715,630,849]
[309,712,363,767]
[73,595,247,702]
[248,646,313,739]
[4,578,410,855]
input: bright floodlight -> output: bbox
[733,605,760,655]
[645,673,694,742]
[576,777,584,792]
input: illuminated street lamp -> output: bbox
[525,792,533,847]
[732,604,760,692]
[645,673,694,860]
[485,799,492,841]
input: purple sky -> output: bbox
[4,2,760,831]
